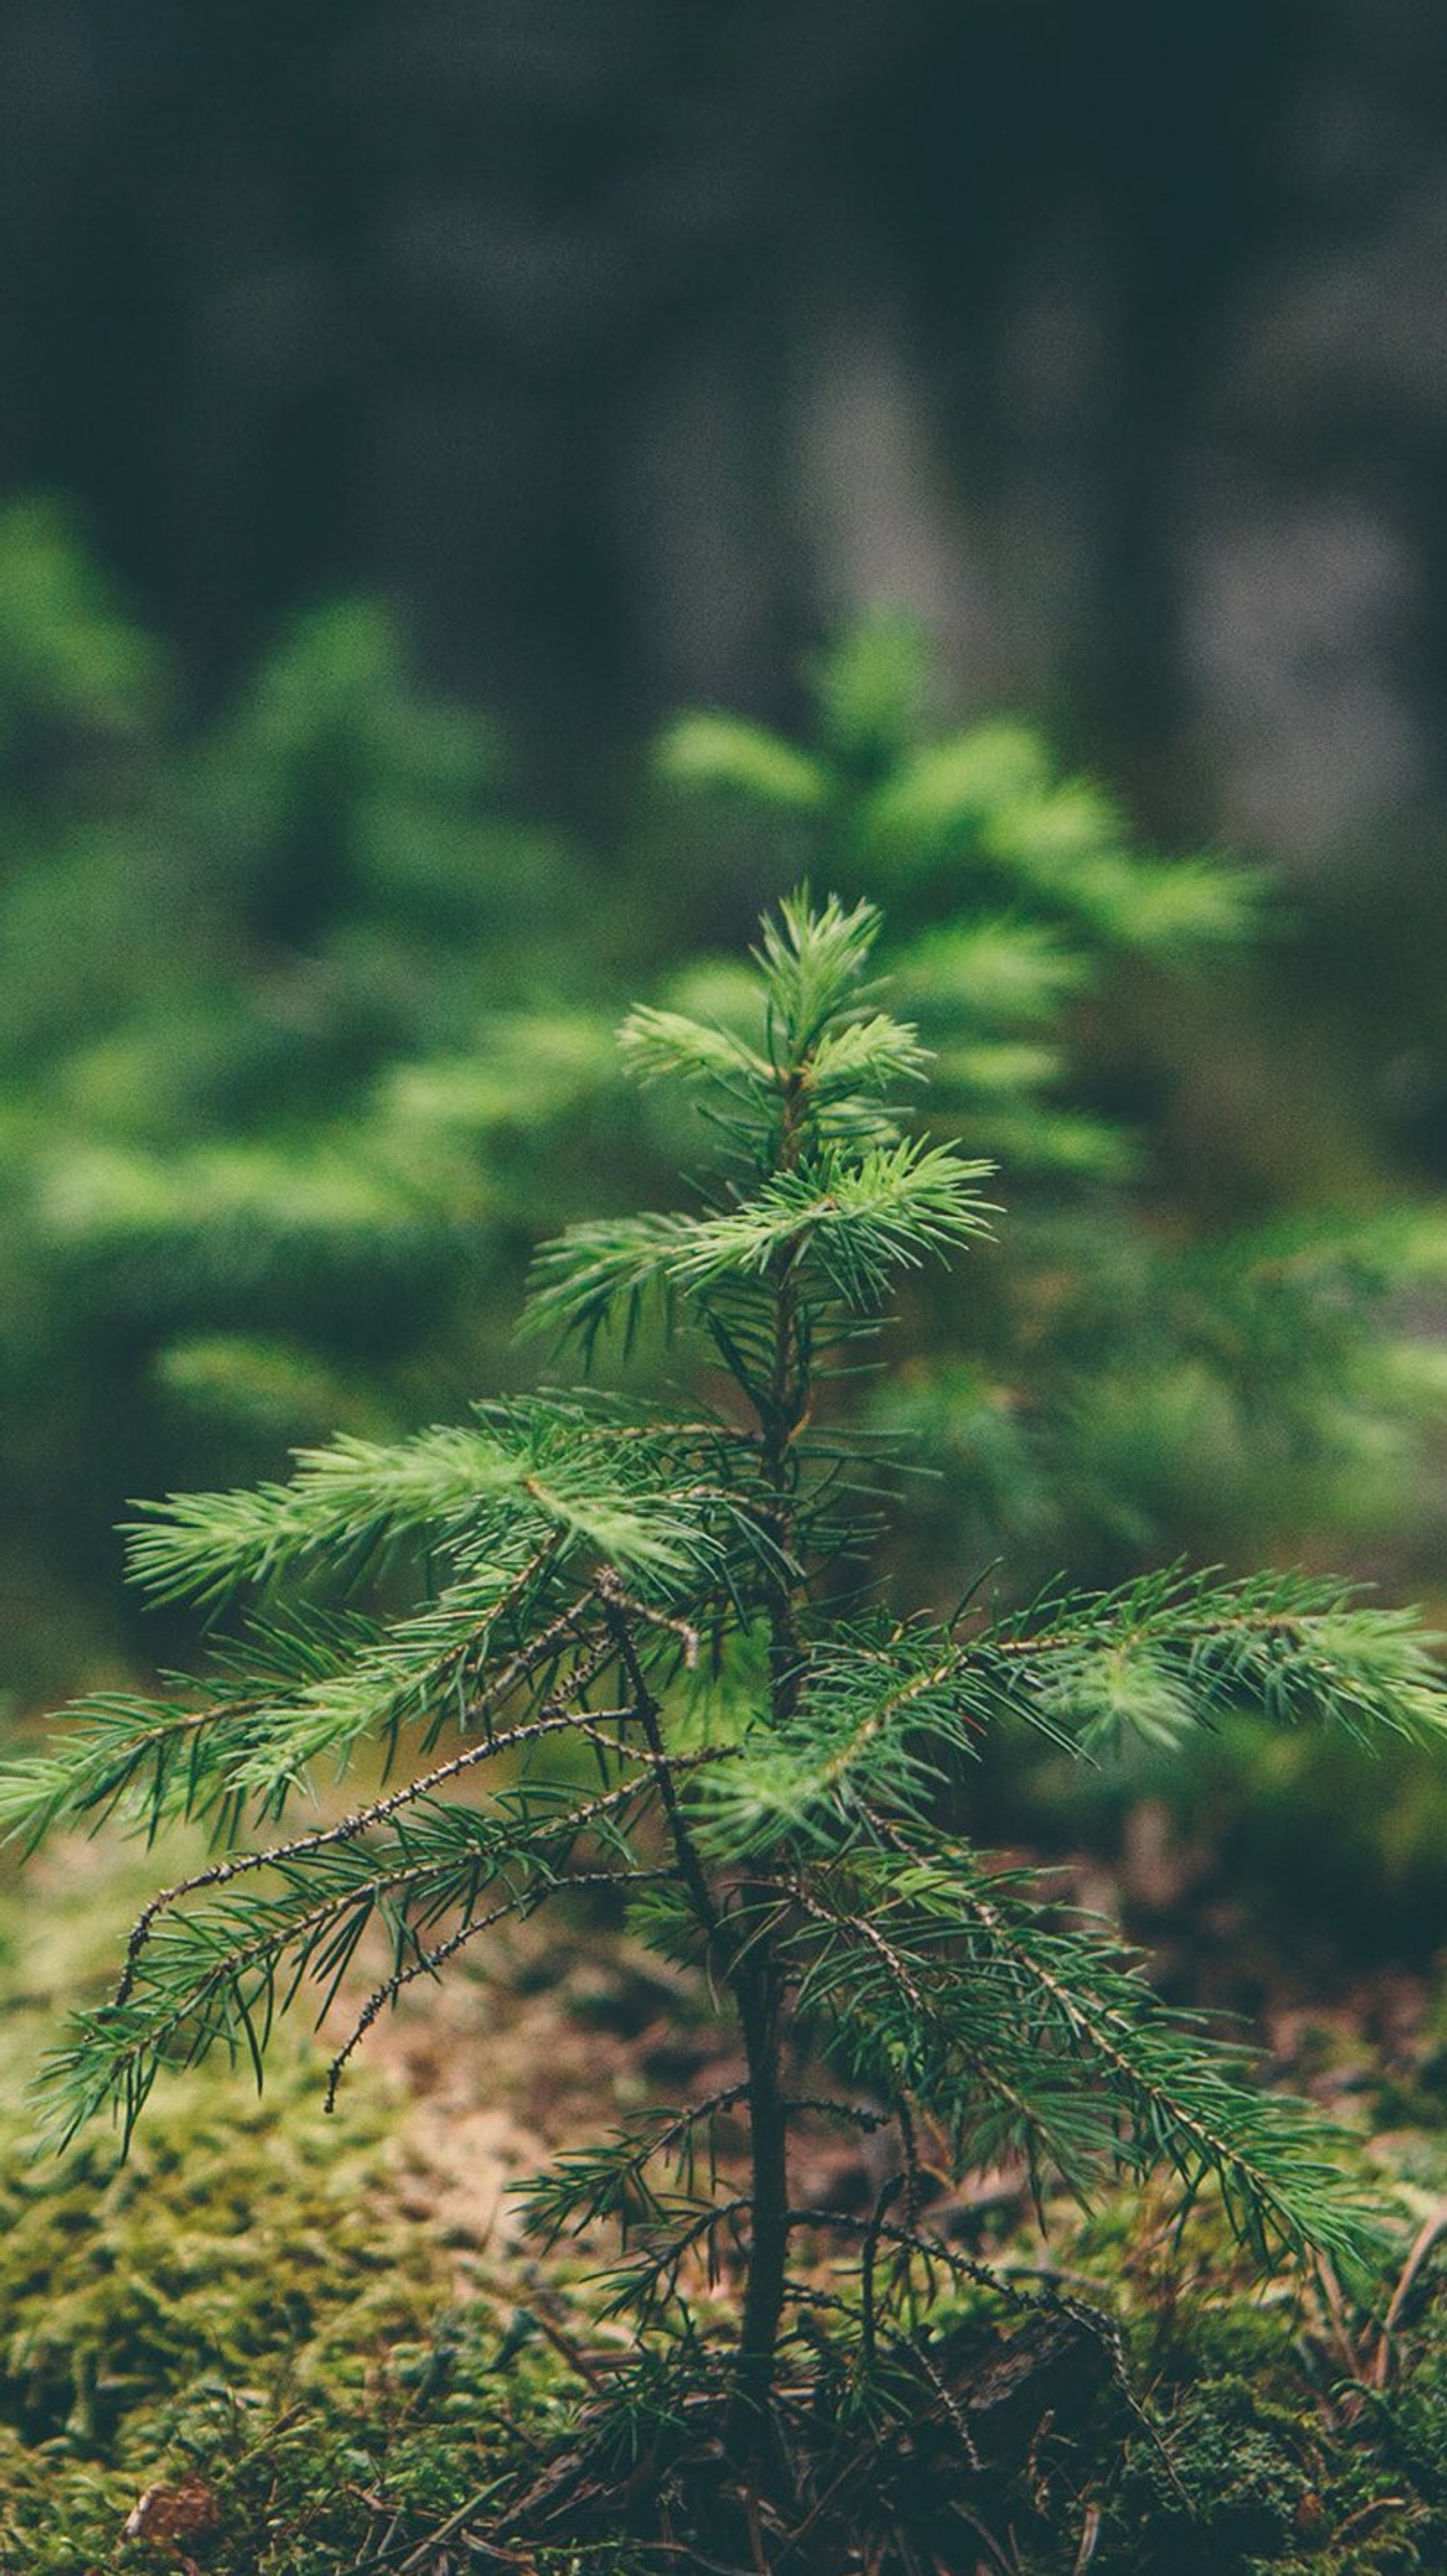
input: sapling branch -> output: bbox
[112,1672,631,2005]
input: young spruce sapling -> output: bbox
[7,892,1447,2445]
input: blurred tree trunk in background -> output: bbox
[1,0,1445,856]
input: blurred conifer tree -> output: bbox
[2,517,1444,1699]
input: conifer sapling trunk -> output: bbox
[8,892,1447,2442]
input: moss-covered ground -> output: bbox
[6,1814,1447,2572]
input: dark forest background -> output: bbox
[6,0,1447,1702]
[5,0,1446,863]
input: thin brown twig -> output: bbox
[1372,2196,1447,2386]
[785,1879,923,2013]
[859,2173,904,2375]
[1315,2252,1367,2383]
[323,1865,675,2106]
[112,1632,619,2005]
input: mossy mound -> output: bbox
[0,2052,582,2572]
[5,1841,1447,2571]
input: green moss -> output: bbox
[6,1845,1447,2571]
[0,2052,594,2569]
[1116,2373,1312,2561]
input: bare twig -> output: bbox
[1372,2197,1447,2386]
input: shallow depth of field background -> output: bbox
[4,0,1447,1706]
[8,5,1447,852]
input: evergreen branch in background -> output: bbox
[8,882,1447,2507]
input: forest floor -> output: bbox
[6,1787,1447,2575]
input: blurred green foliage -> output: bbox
[653,621,1447,1597]
[0,504,632,1691]
[3,509,1445,1703]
